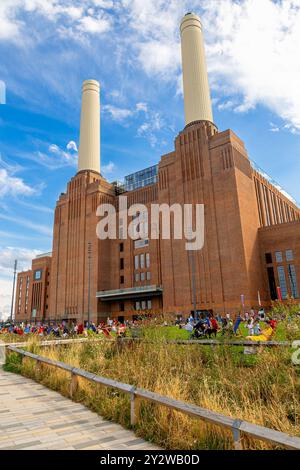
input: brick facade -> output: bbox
[14,122,300,323]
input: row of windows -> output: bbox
[277,265,299,299]
[134,253,150,270]
[265,250,294,265]
[135,272,151,282]
[120,272,151,284]
[120,240,150,251]
[135,300,152,311]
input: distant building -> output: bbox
[15,13,300,323]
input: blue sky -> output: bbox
[0,0,300,316]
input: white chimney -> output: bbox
[78,79,101,174]
[180,13,213,126]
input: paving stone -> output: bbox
[0,367,160,450]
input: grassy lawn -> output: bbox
[5,319,300,450]
[141,321,294,342]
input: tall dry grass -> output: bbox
[6,336,300,450]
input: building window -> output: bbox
[134,239,149,249]
[275,252,283,263]
[34,270,42,281]
[267,267,277,300]
[288,265,299,298]
[120,258,124,270]
[120,275,124,285]
[134,255,139,270]
[135,301,141,310]
[140,254,145,269]
[120,243,124,253]
[146,253,150,268]
[286,250,294,261]
[147,300,152,309]
[141,272,145,281]
[146,272,151,281]
[141,300,146,310]
[18,277,23,313]
[135,273,140,282]
[265,253,272,264]
[277,266,288,299]
[25,276,30,313]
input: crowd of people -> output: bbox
[0,308,279,342]
[0,318,133,339]
[178,307,278,341]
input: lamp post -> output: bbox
[187,227,197,320]
[10,260,17,322]
[189,250,197,320]
[87,242,92,327]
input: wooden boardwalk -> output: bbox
[0,368,160,450]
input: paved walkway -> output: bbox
[0,368,160,450]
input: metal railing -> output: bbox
[6,345,300,450]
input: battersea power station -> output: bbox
[15,13,300,323]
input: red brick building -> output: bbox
[14,13,300,323]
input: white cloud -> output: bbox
[1,0,300,135]
[0,0,113,43]
[0,278,13,320]
[0,168,36,198]
[137,111,164,147]
[32,143,77,169]
[137,40,180,77]
[102,161,116,175]
[0,245,43,318]
[103,104,134,121]
[92,0,114,8]
[0,246,41,278]
[136,102,148,113]
[123,0,300,132]
[77,14,111,34]
[269,122,280,133]
[201,0,300,131]
[0,213,53,237]
[66,140,78,152]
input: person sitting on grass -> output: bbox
[245,318,254,336]
[246,320,275,342]
[253,319,261,336]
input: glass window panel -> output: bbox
[275,252,283,263]
[146,253,150,268]
[286,250,294,261]
[146,271,151,281]
[277,266,288,299]
[147,300,152,309]
[141,272,145,281]
[288,264,299,298]
[134,255,139,270]
[140,254,145,269]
